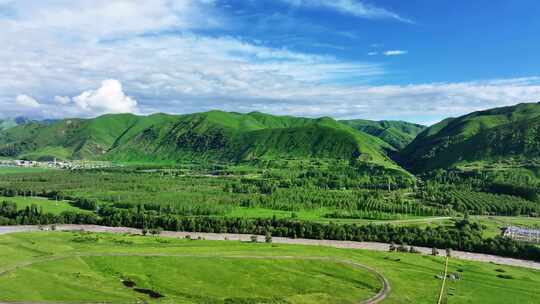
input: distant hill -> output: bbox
[0,117,29,132]
[340,119,426,150]
[0,111,404,171]
[399,102,540,172]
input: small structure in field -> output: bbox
[502,226,540,243]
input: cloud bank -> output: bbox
[16,95,40,108]
[0,1,538,125]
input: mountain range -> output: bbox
[1,102,539,175]
[0,111,419,171]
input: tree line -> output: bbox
[1,201,538,262]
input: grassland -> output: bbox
[227,206,444,225]
[0,231,538,304]
[1,255,380,304]
[0,166,55,175]
[0,195,88,215]
[444,258,539,303]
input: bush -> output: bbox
[409,246,420,254]
[397,244,409,252]
[497,274,514,279]
[149,227,163,236]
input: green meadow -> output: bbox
[0,166,55,175]
[0,196,88,215]
[0,231,538,304]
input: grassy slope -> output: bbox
[0,232,538,304]
[3,256,378,303]
[235,117,397,165]
[400,102,540,172]
[0,111,403,170]
[0,114,177,161]
[341,119,426,150]
[0,196,89,215]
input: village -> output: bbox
[0,159,117,170]
[502,226,540,244]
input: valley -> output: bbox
[3,1,539,302]
[0,103,539,303]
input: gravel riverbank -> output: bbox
[2,224,539,270]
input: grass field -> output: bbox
[0,166,55,175]
[0,231,538,304]
[226,207,433,224]
[0,196,88,215]
[1,255,380,304]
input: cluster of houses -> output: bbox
[0,159,116,170]
[502,226,540,244]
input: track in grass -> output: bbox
[2,230,539,303]
[0,253,389,304]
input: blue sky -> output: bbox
[1,0,539,124]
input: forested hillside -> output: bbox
[341,119,425,149]
[399,102,540,172]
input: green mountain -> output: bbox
[0,117,28,132]
[340,119,426,150]
[399,102,540,172]
[0,111,403,170]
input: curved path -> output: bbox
[0,253,389,304]
[1,224,540,270]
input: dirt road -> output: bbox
[1,224,540,270]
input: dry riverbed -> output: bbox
[1,224,539,270]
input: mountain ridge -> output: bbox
[0,111,404,172]
[399,102,540,172]
[340,119,426,150]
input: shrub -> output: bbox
[409,246,420,254]
[497,274,514,279]
[265,232,272,243]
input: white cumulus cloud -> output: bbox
[54,95,71,104]
[384,50,407,56]
[73,79,138,115]
[16,94,40,108]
